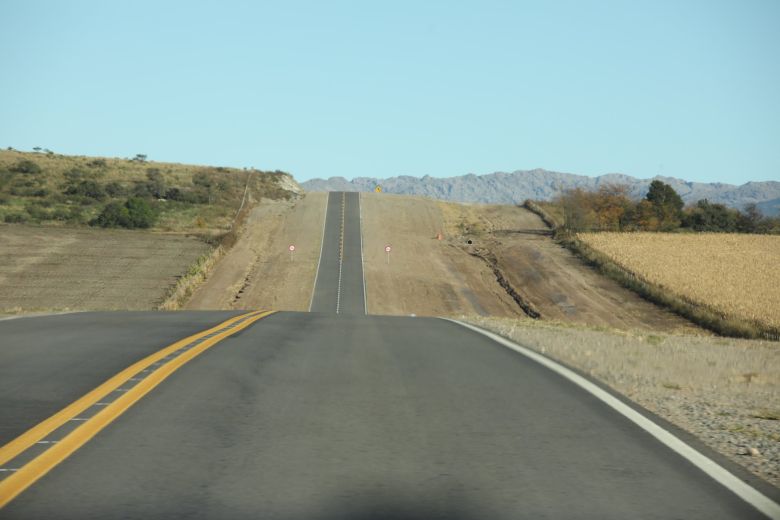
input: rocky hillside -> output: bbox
[302,170,780,215]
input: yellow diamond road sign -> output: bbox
[374,186,382,193]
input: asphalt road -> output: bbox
[1,191,777,518]
[0,311,241,446]
[0,311,773,519]
[309,192,366,315]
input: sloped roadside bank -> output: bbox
[464,316,780,489]
[522,200,780,340]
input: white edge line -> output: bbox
[358,192,368,315]
[308,192,330,312]
[444,318,780,520]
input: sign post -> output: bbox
[384,245,392,265]
[289,244,295,262]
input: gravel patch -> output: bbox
[464,316,780,489]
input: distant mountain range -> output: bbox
[301,170,780,216]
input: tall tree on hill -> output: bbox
[645,180,684,230]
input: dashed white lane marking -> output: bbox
[0,469,19,472]
[35,441,58,445]
[447,318,780,520]
[68,418,88,422]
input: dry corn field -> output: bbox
[578,232,780,330]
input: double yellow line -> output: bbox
[0,310,273,508]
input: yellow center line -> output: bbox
[0,311,255,466]
[0,310,274,508]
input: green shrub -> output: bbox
[51,207,71,221]
[64,179,107,200]
[9,159,42,174]
[91,197,157,229]
[125,197,156,228]
[87,158,107,168]
[4,213,27,223]
[25,203,52,221]
[91,201,130,228]
[105,181,125,197]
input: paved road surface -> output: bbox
[309,192,365,314]
[1,190,778,518]
[0,311,775,518]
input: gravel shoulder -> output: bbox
[466,316,780,489]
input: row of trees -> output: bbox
[559,180,780,234]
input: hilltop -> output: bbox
[0,149,301,235]
[302,170,780,215]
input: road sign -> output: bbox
[289,245,296,252]
[384,245,391,265]
[289,244,295,262]
[384,245,391,253]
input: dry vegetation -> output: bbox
[579,232,780,333]
[0,149,298,236]
[0,149,302,313]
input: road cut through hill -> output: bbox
[361,192,700,333]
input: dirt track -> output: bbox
[185,193,326,311]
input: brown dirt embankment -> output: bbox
[0,224,209,313]
[185,193,326,311]
[363,193,700,333]
[361,193,524,318]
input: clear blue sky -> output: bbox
[2,1,778,184]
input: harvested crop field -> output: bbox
[0,224,209,313]
[578,232,780,331]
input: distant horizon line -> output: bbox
[3,145,777,186]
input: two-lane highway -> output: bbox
[1,190,779,518]
[309,192,365,314]
[1,312,776,518]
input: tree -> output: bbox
[737,203,764,233]
[593,184,631,231]
[682,200,739,232]
[645,180,684,230]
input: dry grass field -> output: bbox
[579,232,780,331]
[0,224,209,313]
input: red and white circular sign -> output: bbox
[384,245,392,253]
[288,245,296,252]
